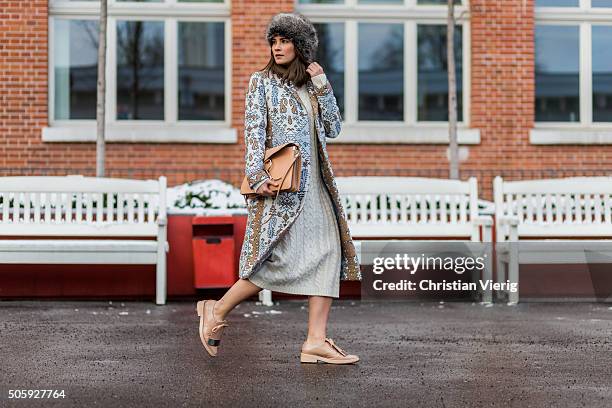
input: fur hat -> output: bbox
[265,12,318,64]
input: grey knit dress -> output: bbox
[247,81,342,298]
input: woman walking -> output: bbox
[196,12,361,364]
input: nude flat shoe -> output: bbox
[196,300,229,357]
[300,338,359,364]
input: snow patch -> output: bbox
[167,179,247,215]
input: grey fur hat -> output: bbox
[265,12,318,64]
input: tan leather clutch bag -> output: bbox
[240,142,302,199]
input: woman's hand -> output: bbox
[256,179,281,197]
[306,62,324,78]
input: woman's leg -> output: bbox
[212,278,262,321]
[299,295,359,363]
[303,295,333,347]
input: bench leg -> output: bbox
[508,245,519,305]
[259,289,273,306]
[156,244,167,305]
[495,252,505,303]
[482,247,493,304]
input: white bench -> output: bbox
[0,175,169,305]
[336,176,493,302]
[494,176,612,304]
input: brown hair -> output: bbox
[262,39,311,88]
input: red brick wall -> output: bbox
[1,0,611,201]
[469,0,612,198]
[0,1,294,185]
[468,0,538,197]
[231,0,294,184]
[0,1,48,173]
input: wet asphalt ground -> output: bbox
[0,299,611,408]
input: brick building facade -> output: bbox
[1,0,611,200]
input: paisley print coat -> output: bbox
[238,70,361,282]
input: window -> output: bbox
[300,0,461,3]
[53,19,99,120]
[535,0,578,6]
[532,0,612,144]
[534,2,612,125]
[592,26,612,122]
[116,20,165,120]
[417,0,461,4]
[178,22,225,120]
[46,0,233,143]
[359,0,403,4]
[299,0,344,3]
[297,0,475,144]
[358,23,404,121]
[313,22,345,117]
[535,25,580,122]
[418,24,462,122]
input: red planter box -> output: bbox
[192,216,237,288]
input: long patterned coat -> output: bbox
[238,70,361,282]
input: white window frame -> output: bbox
[45,0,235,143]
[532,0,612,144]
[296,0,478,144]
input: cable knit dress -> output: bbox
[247,75,342,298]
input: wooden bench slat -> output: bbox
[0,239,158,251]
